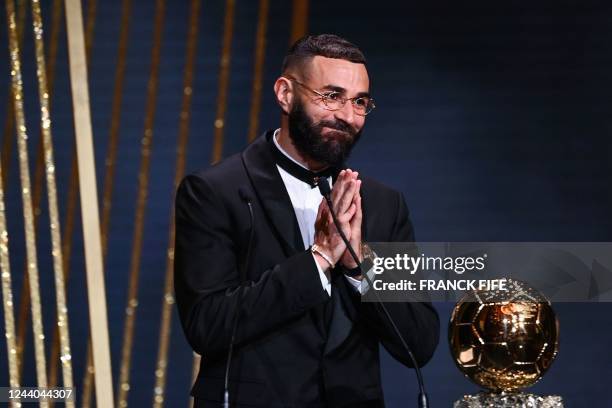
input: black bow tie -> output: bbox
[270,139,337,188]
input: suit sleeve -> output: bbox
[174,174,329,360]
[358,192,440,368]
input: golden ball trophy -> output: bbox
[449,279,564,407]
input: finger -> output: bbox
[326,211,337,234]
[344,203,357,237]
[336,179,357,215]
[331,169,355,206]
[347,170,358,182]
[331,170,349,209]
[315,199,329,230]
[353,179,361,196]
[346,202,357,219]
[350,194,362,232]
[337,201,357,226]
[314,199,324,220]
[315,197,327,217]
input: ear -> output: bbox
[274,76,294,115]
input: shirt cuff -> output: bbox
[312,253,331,296]
[344,275,362,293]
[343,262,377,295]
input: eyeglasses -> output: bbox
[287,77,376,116]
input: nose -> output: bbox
[333,100,357,127]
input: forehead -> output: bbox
[305,55,369,93]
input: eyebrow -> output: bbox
[320,84,371,98]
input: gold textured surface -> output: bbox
[9,0,30,383]
[29,1,74,406]
[71,1,99,406]
[41,0,69,396]
[290,0,308,45]
[449,281,559,392]
[116,0,165,406]
[5,1,49,403]
[19,3,61,379]
[152,1,200,406]
[69,20,96,406]
[84,0,97,61]
[64,0,114,404]
[101,0,131,262]
[247,0,269,143]
[1,0,26,191]
[0,145,21,407]
[210,0,235,163]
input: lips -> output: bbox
[324,129,352,141]
[323,125,352,138]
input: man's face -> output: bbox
[288,56,370,167]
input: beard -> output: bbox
[287,100,362,167]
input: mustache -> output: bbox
[315,119,356,136]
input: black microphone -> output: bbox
[224,187,255,408]
[317,178,430,408]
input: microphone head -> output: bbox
[238,187,253,203]
[317,177,331,197]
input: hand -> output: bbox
[312,170,359,269]
[340,186,363,273]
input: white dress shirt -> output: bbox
[273,129,362,296]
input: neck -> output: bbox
[277,119,328,172]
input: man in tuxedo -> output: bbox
[174,34,440,407]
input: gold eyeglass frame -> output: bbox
[285,76,376,116]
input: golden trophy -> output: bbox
[449,279,564,407]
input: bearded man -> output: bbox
[174,34,440,407]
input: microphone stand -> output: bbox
[224,189,254,407]
[317,179,429,408]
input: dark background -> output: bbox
[1,0,611,406]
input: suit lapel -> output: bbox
[243,132,329,338]
[241,131,305,256]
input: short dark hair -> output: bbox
[281,34,366,75]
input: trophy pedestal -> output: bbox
[454,392,564,408]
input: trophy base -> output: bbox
[454,391,564,408]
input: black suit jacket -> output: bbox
[174,131,440,407]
